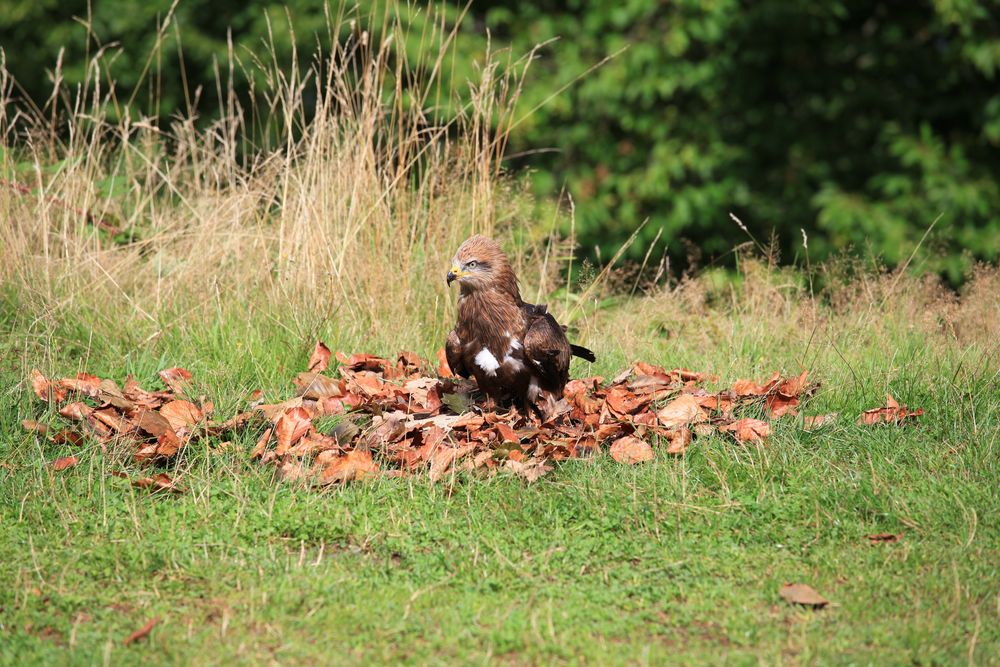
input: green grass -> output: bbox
[1,280,997,666]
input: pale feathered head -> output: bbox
[447,235,519,296]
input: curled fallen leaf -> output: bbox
[58,402,93,421]
[609,435,654,464]
[30,369,68,403]
[436,348,454,378]
[50,455,79,471]
[779,583,829,608]
[307,341,332,373]
[132,473,184,494]
[803,413,838,431]
[857,394,924,425]
[158,400,203,432]
[663,427,693,455]
[22,420,49,435]
[123,617,160,645]
[52,429,85,446]
[274,407,313,456]
[158,367,192,394]
[314,449,378,484]
[656,394,705,429]
[719,418,771,444]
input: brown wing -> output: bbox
[445,329,470,378]
[522,311,571,394]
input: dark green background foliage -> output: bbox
[2,0,998,281]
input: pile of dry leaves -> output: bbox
[25,342,924,489]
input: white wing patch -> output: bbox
[503,355,525,372]
[527,378,541,401]
[475,348,500,376]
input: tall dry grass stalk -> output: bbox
[0,5,559,352]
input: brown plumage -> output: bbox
[445,235,595,408]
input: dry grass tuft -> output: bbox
[0,8,561,353]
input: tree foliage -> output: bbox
[2,0,997,281]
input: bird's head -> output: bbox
[447,235,518,296]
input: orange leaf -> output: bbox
[316,449,378,484]
[22,420,49,435]
[132,473,184,494]
[663,427,693,455]
[656,394,705,429]
[719,418,771,443]
[123,617,160,645]
[158,367,192,394]
[158,400,203,432]
[308,341,332,373]
[274,407,313,456]
[51,455,79,471]
[857,395,923,425]
[779,583,829,608]
[251,427,273,459]
[30,369,68,403]
[436,348,454,378]
[803,413,838,430]
[58,402,93,421]
[609,435,654,464]
[52,430,85,446]
[132,408,173,437]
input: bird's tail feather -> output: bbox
[570,344,596,363]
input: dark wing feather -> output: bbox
[445,329,470,378]
[569,344,596,363]
[522,311,571,393]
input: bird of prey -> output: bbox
[445,235,595,409]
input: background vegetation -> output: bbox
[2,0,998,282]
[1,3,998,664]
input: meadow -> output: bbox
[1,14,998,665]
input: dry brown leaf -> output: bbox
[251,427,273,459]
[315,449,378,484]
[504,458,552,483]
[429,443,476,482]
[57,373,103,397]
[803,413,838,431]
[123,617,160,645]
[152,430,183,459]
[22,420,49,435]
[857,394,924,425]
[90,408,134,434]
[158,367,192,394]
[719,418,771,443]
[132,409,173,437]
[50,455,79,471]
[866,533,902,544]
[159,400,203,432]
[779,583,829,608]
[609,435,654,464]
[663,427,693,455]
[132,473,184,494]
[30,369,68,403]
[656,394,706,429]
[307,341,332,373]
[294,372,345,399]
[52,430,84,446]
[58,402,93,421]
[274,407,313,456]
[436,348,455,378]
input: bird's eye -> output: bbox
[466,261,478,269]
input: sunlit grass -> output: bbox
[1,6,998,665]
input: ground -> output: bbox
[1,269,997,665]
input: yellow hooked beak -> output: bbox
[446,264,463,286]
